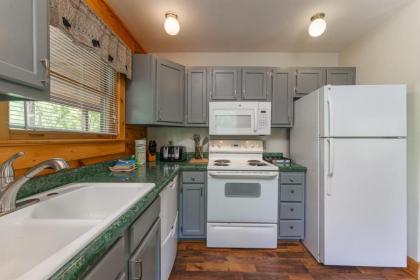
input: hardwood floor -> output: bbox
[169,241,414,280]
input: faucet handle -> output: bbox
[0,152,24,179]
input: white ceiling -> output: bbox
[106,0,412,52]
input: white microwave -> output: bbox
[209,102,271,135]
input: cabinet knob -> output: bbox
[290,208,294,212]
[289,178,294,182]
[289,226,294,230]
[191,177,195,181]
[290,190,295,194]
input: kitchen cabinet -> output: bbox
[0,0,50,101]
[271,69,293,127]
[156,58,185,124]
[186,68,208,126]
[210,68,240,100]
[278,172,305,240]
[84,237,126,280]
[126,54,185,125]
[325,67,356,85]
[241,68,271,100]
[179,172,206,239]
[294,68,324,98]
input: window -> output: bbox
[9,26,119,135]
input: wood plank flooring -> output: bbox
[169,241,414,280]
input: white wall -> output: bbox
[339,0,420,261]
[149,52,339,156]
[155,52,339,67]
[148,127,290,155]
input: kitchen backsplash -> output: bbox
[147,127,290,156]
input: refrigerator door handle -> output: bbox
[327,96,333,137]
[327,139,334,196]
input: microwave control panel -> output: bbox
[257,103,271,134]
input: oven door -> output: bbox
[207,171,278,223]
[209,108,257,135]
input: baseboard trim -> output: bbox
[406,256,420,279]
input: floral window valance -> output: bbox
[49,0,132,79]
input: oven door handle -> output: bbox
[208,171,278,179]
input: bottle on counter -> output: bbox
[135,139,146,165]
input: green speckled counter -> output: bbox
[15,157,304,279]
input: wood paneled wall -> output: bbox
[0,1,147,175]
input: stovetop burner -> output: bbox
[214,163,229,166]
[249,162,268,166]
[214,159,231,164]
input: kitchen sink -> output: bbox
[31,184,153,220]
[0,182,155,280]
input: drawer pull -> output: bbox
[289,226,294,230]
[289,178,294,182]
[290,190,295,194]
[135,259,143,280]
[191,177,195,181]
[290,208,294,212]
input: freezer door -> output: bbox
[320,138,407,267]
[321,85,407,137]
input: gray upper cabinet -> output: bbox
[156,58,185,124]
[241,68,271,100]
[294,68,324,98]
[0,0,50,101]
[126,54,185,126]
[325,67,356,85]
[210,68,240,100]
[272,69,293,127]
[186,68,208,126]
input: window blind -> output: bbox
[9,26,119,135]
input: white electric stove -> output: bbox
[206,140,279,249]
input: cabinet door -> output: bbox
[294,68,324,97]
[326,68,356,85]
[241,68,270,100]
[129,220,161,280]
[272,69,293,126]
[156,58,185,123]
[210,68,239,100]
[0,0,49,101]
[180,184,206,238]
[186,68,208,125]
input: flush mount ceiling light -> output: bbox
[308,13,326,37]
[164,12,180,36]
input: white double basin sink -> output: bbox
[0,182,155,280]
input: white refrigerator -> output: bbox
[290,85,407,267]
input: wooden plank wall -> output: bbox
[0,0,147,175]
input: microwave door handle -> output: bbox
[254,109,258,133]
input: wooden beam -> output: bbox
[0,102,9,140]
[85,0,146,53]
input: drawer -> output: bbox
[279,220,304,237]
[182,171,205,183]
[279,202,304,220]
[280,172,304,184]
[280,185,304,202]
[129,197,160,253]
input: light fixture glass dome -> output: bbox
[164,12,180,36]
[308,13,326,37]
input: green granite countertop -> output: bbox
[15,157,304,279]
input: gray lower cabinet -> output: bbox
[278,172,305,240]
[84,237,126,280]
[294,68,325,98]
[126,54,185,125]
[210,68,240,100]
[179,172,207,239]
[325,67,356,85]
[271,69,293,127]
[0,0,50,101]
[241,68,271,100]
[186,68,208,126]
[83,198,161,280]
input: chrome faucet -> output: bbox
[0,152,69,213]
